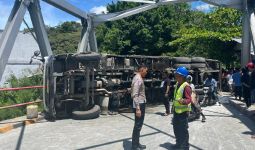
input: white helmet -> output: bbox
[186,75,193,82]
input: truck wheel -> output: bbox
[172,57,191,63]
[43,55,56,120]
[72,105,101,120]
[173,64,191,69]
[191,63,206,69]
[191,57,206,63]
[73,52,101,61]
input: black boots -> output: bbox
[132,143,146,150]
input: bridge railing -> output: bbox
[0,86,44,110]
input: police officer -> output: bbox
[172,67,192,150]
[131,65,148,150]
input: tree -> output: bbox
[169,7,242,66]
[97,2,193,55]
[48,22,82,54]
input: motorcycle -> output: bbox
[200,85,217,107]
[188,91,206,122]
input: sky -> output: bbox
[0,0,214,30]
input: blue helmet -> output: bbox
[175,66,189,77]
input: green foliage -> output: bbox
[169,7,242,66]
[49,32,80,54]
[0,74,43,121]
[47,21,81,55]
[48,21,82,33]
[98,2,193,55]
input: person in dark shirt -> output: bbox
[246,62,255,139]
[247,62,255,104]
[241,67,251,107]
[161,71,171,116]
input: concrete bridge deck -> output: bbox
[1,94,255,150]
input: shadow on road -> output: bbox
[120,113,203,150]
[15,124,25,150]
[242,131,254,135]
[222,103,255,136]
[154,112,167,116]
[76,113,203,150]
[159,142,175,150]
[76,132,159,150]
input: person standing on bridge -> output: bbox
[160,70,171,116]
[247,62,255,104]
[186,75,206,122]
[232,68,242,100]
[131,65,148,150]
[241,67,251,108]
[203,73,220,106]
[172,66,192,150]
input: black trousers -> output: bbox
[243,86,251,107]
[173,111,189,149]
[132,103,146,147]
[163,97,170,114]
[234,86,242,99]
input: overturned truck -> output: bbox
[43,53,221,120]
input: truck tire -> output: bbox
[72,105,101,120]
[43,55,56,121]
[73,52,101,62]
[191,57,206,63]
[172,57,191,63]
[191,63,206,69]
[173,64,191,69]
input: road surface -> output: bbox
[0,101,255,150]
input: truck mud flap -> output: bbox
[72,105,101,120]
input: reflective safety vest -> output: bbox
[173,82,192,114]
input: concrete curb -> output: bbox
[0,115,44,134]
[228,98,255,122]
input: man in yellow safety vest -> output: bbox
[172,66,192,150]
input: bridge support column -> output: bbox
[241,0,251,67]
[249,0,255,60]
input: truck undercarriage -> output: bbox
[43,53,221,120]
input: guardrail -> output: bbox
[0,85,45,91]
[0,86,44,110]
[0,100,42,110]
